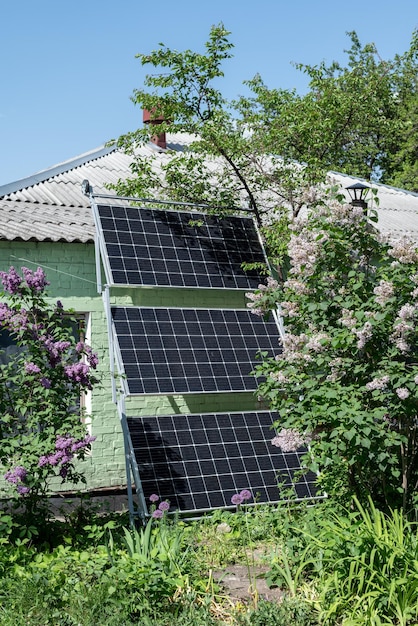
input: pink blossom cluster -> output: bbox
[391,307,415,354]
[398,304,416,321]
[366,375,390,391]
[279,333,312,363]
[283,279,310,295]
[301,185,320,206]
[287,231,324,278]
[352,321,373,349]
[373,280,395,306]
[4,309,29,333]
[396,387,410,400]
[319,202,365,228]
[340,309,357,329]
[305,332,329,353]
[280,300,299,318]
[246,276,280,317]
[271,428,310,452]
[327,357,345,382]
[25,362,41,375]
[269,370,289,384]
[0,302,12,322]
[389,238,418,264]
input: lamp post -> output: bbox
[346,182,370,211]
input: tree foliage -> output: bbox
[112,23,418,225]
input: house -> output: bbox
[1,135,418,505]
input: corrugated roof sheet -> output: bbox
[0,135,189,243]
[1,135,418,243]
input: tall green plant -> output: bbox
[252,198,418,512]
[308,498,418,625]
[0,267,98,520]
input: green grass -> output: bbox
[1,498,417,625]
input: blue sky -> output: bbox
[1,0,417,186]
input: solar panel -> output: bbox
[96,204,267,289]
[112,306,280,395]
[127,411,317,513]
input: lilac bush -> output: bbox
[0,266,98,516]
[251,196,418,512]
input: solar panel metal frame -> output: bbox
[93,203,269,290]
[125,410,319,515]
[111,305,281,396]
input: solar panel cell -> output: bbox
[97,204,268,289]
[127,411,317,513]
[112,306,280,395]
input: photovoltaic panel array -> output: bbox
[127,411,317,512]
[97,204,267,289]
[112,306,280,395]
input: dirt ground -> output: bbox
[213,564,284,603]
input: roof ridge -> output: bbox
[0,143,117,198]
[328,170,418,199]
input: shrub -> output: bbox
[252,195,418,512]
[0,266,98,526]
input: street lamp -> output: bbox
[346,182,370,211]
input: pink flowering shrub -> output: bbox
[0,267,98,517]
[251,197,418,512]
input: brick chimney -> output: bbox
[143,109,167,150]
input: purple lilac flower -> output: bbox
[8,310,29,332]
[17,485,30,495]
[0,302,12,322]
[231,493,244,506]
[87,350,99,369]
[40,377,52,389]
[38,434,96,470]
[0,267,22,294]
[70,435,96,453]
[158,501,170,511]
[239,489,252,502]
[25,362,41,375]
[149,493,159,503]
[64,362,92,387]
[54,341,71,352]
[56,435,74,450]
[4,465,27,484]
[75,343,98,369]
[22,267,49,292]
[42,337,73,365]
[152,509,164,519]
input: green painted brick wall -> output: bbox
[0,240,262,497]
